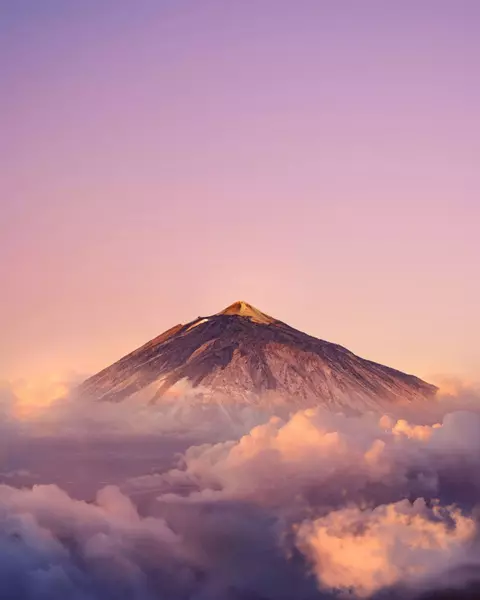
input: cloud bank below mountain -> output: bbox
[0,379,480,598]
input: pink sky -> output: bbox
[1,1,479,383]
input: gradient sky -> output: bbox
[1,0,479,384]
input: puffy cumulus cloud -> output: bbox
[0,483,197,600]
[0,482,323,600]
[296,498,477,597]
[123,407,480,598]
[130,408,480,511]
[0,481,477,600]
[2,376,480,599]
[151,410,390,505]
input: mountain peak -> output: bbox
[80,301,437,413]
[218,301,275,324]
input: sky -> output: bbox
[1,0,479,384]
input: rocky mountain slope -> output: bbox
[79,301,437,415]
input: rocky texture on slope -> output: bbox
[79,301,437,414]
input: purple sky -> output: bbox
[1,1,479,384]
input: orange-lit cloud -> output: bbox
[7,376,70,419]
[297,499,475,597]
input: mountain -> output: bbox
[79,301,437,415]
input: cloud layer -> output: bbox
[129,406,480,597]
[1,380,480,599]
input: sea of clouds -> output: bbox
[1,379,480,599]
